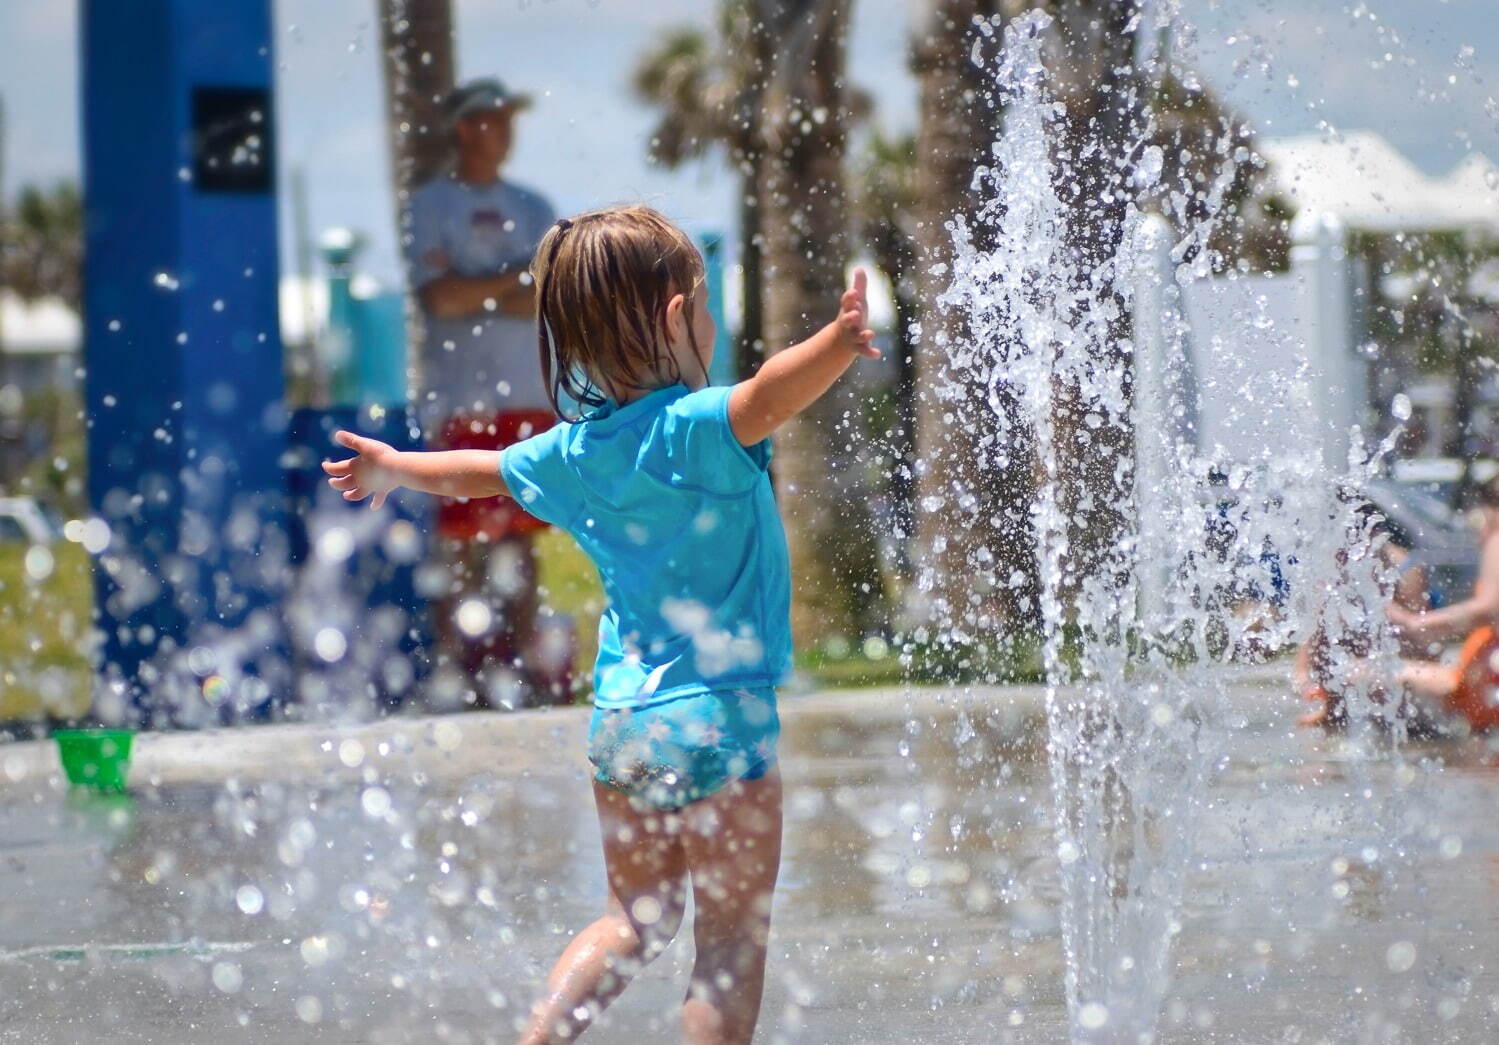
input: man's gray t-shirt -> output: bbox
[406,175,555,425]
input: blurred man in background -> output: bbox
[405,78,561,707]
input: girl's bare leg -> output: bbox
[678,769,784,1045]
[520,783,687,1044]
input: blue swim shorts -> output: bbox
[587,688,780,811]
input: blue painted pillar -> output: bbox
[81,0,288,726]
[699,232,736,387]
[352,294,409,409]
[319,228,361,408]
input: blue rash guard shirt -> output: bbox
[499,384,791,709]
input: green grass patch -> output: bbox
[533,527,605,700]
[0,542,94,723]
[531,532,1051,695]
[799,633,1046,690]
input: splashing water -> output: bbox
[934,11,1404,1041]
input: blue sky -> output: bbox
[1,0,1495,285]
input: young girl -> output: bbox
[323,204,879,1043]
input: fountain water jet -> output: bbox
[928,10,1406,1040]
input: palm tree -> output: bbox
[994,2,1143,621]
[632,5,770,378]
[909,1,1036,654]
[1143,62,1292,275]
[750,0,887,647]
[0,181,82,309]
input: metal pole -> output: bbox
[1131,213,1179,631]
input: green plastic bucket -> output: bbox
[54,729,135,792]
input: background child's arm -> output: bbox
[1389,535,1499,645]
[321,430,507,509]
[727,268,880,446]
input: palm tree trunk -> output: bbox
[377,0,455,409]
[377,0,456,199]
[1047,0,1143,595]
[734,9,773,381]
[736,153,766,379]
[909,0,1146,647]
[890,273,919,552]
[754,0,885,647]
[910,1,1038,647]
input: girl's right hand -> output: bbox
[322,430,402,509]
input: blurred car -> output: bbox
[1390,457,1499,508]
[1364,478,1480,607]
[0,496,61,544]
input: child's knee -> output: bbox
[688,937,770,1000]
[617,895,683,957]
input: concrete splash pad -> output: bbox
[2,671,1497,1043]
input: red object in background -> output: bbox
[435,409,556,540]
[1451,626,1499,732]
[1299,686,1337,728]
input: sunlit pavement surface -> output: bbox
[4,671,1499,1043]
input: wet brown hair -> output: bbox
[531,204,706,419]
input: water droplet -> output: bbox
[316,527,354,563]
[23,545,54,582]
[81,518,111,554]
[630,896,662,925]
[212,961,243,993]
[455,599,493,638]
[315,628,347,663]
[433,720,463,752]
[235,884,264,915]
[1386,941,1416,973]
[361,786,392,818]
[295,994,324,1023]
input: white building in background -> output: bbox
[0,291,83,485]
[1257,132,1499,459]
[0,291,80,395]
[0,275,375,392]
[1259,131,1499,235]
[1133,131,1499,479]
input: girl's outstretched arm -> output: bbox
[727,267,881,446]
[321,430,508,509]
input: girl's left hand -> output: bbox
[322,430,401,509]
[836,268,881,359]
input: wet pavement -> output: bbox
[3,672,1499,1043]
